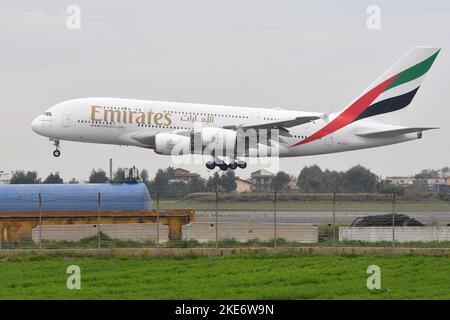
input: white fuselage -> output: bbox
[31,98,420,158]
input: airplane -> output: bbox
[31,46,440,170]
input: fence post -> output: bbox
[156,193,161,247]
[156,212,160,248]
[333,192,336,247]
[215,191,219,248]
[38,193,42,249]
[392,192,396,247]
[97,193,101,249]
[156,193,160,210]
[274,191,277,248]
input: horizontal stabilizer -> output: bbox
[355,127,438,138]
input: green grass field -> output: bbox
[1,253,449,299]
[156,200,450,211]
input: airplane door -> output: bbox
[252,112,261,122]
[62,114,71,127]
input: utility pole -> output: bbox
[97,193,101,249]
[215,191,219,248]
[333,192,336,247]
[392,192,396,247]
[39,193,42,249]
[274,191,277,248]
[109,158,113,181]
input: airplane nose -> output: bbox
[31,116,42,134]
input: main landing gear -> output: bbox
[52,140,61,157]
[205,158,247,171]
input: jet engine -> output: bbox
[154,133,191,155]
[200,127,237,156]
[154,128,238,156]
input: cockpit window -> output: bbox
[43,112,52,116]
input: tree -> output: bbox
[113,167,125,181]
[167,181,187,198]
[88,169,108,183]
[219,170,237,192]
[140,169,149,183]
[43,172,64,184]
[186,176,206,193]
[10,170,41,184]
[206,172,220,192]
[341,165,378,193]
[377,180,405,195]
[297,165,323,192]
[414,169,439,180]
[68,178,79,184]
[321,169,344,192]
[271,171,291,191]
[150,167,176,198]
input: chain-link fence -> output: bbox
[1,191,450,249]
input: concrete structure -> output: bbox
[385,176,415,185]
[0,182,151,212]
[0,210,194,242]
[32,223,169,243]
[251,169,274,192]
[169,168,200,184]
[339,227,450,243]
[287,179,299,190]
[425,178,446,186]
[0,171,12,184]
[182,222,318,243]
[235,178,252,193]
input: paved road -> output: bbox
[195,210,450,224]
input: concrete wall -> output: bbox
[182,223,318,243]
[339,227,450,243]
[32,223,169,243]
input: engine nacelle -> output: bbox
[155,128,238,156]
[154,133,191,155]
[200,127,237,156]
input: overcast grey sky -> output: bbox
[1,0,449,181]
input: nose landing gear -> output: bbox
[52,140,61,157]
[205,158,247,170]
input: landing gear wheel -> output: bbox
[237,161,247,169]
[218,163,229,171]
[52,140,61,158]
[206,161,215,170]
[228,162,238,170]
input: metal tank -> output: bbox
[0,182,151,212]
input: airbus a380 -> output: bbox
[32,47,440,170]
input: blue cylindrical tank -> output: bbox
[0,182,151,212]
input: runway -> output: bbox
[196,210,450,224]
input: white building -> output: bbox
[0,171,13,184]
[424,178,446,186]
[385,176,415,186]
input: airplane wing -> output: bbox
[355,127,438,138]
[130,116,320,147]
[224,116,320,131]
